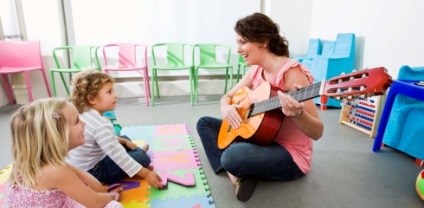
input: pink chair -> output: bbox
[0,40,52,104]
[102,43,151,106]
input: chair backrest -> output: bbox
[194,43,231,65]
[73,45,100,69]
[0,40,43,68]
[53,45,100,69]
[152,42,193,67]
[320,40,335,56]
[332,33,355,57]
[306,38,321,57]
[103,43,147,68]
[238,54,245,65]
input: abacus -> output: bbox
[339,95,385,137]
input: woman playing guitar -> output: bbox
[197,13,324,202]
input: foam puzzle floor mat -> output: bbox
[0,124,216,208]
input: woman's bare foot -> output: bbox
[227,172,238,186]
[142,144,149,152]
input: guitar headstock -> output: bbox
[322,67,392,99]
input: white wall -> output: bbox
[1,0,424,106]
[265,0,314,58]
[0,0,260,106]
[69,0,259,76]
[308,0,424,77]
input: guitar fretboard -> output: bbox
[250,82,323,116]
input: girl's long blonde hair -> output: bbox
[9,98,69,187]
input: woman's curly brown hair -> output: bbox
[71,69,114,113]
[235,12,289,57]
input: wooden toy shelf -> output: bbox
[339,95,385,138]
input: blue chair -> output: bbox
[373,65,424,160]
[305,33,356,109]
[103,111,122,136]
[320,40,335,56]
[296,38,321,63]
[302,40,334,70]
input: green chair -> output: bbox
[236,54,250,82]
[151,42,195,106]
[193,44,233,103]
[50,45,100,97]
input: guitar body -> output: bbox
[218,82,284,149]
[217,67,393,149]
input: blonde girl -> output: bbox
[3,98,122,208]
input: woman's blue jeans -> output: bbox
[88,135,150,184]
[197,116,304,181]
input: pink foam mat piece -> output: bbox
[154,124,189,136]
[159,171,195,187]
[152,150,200,171]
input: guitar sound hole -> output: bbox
[247,103,254,119]
[227,125,232,132]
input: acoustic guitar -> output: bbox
[217,67,392,149]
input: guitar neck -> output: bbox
[250,82,323,116]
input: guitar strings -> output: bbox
[249,82,323,116]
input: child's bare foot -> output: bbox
[107,184,123,201]
[142,144,149,152]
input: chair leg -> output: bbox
[189,67,194,106]
[150,68,158,106]
[23,72,34,102]
[154,69,160,98]
[229,66,233,90]
[237,65,241,83]
[144,68,151,98]
[50,71,57,97]
[1,74,16,104]
[59,72,70,95]
[142,69,149,107]
[40,69,52,97]
[194,67,199,104]
[224,67,229,94]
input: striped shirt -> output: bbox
[66,109,142,177]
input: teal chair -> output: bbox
[103,110,122,136]
[296,38,321,63]
[193,43,232,103]
[51,45,100,97]
[377,65,424,159]
[305,33,356,109]
[151,43,195,106]
[236,54,250,82]
[302,40,334,70]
